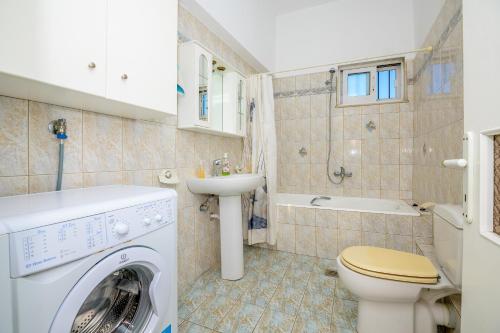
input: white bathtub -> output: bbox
[276,193,419,216]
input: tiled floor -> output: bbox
[178,246,358,333]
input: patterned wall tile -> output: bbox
[0,96,28,176]
[412,2,463,205]
[295,225,317,256]
[0,176,28,196]
[29,101,82,175]
[82,111,122,172]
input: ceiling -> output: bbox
[272,0,339,15]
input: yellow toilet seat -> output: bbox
[340,246,439,284]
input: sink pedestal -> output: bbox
[186,174,265,281]
[219,195,244,280]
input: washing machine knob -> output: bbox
[143,217,151,226]
[154,214,162,222]
[114,222,129,235]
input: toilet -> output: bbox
[336,205,463,333]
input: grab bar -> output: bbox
[310,196,331,206]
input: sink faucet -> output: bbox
[213,159,222,176]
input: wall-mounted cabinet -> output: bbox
[0,0,177,121]
[178,42,213,129]
[178,41,247,138]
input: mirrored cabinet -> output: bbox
[178,41,246,137]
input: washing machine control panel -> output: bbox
[9,198,176,278]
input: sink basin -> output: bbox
[186,173,265,281]
[187,173,264,196]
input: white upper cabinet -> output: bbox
[107,0,177,114]
[0,0,107,96]
[0,0,178,120]
[178,41,246,137]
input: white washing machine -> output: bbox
[0,185,177,333]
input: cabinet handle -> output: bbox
[88,62,96,69]
[121,74,128,80]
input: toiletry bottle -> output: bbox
[196,160,206,179]
[222,153,231,176]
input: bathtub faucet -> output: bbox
[334,166,352,178]
[310,196,331,206]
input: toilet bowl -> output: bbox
[336,205,463,333]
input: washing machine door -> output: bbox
[50,246,170,333]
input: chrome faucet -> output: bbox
[213,159,222,176]
[334,166,352,178]
[310,196,331,206]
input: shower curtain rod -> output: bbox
[263,46,433,76]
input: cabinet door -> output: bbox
[0,0,107,96]
[195,47,212,127]
[107,0,178,114]
[222,72,246,137]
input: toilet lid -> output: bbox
[340,246,439,284]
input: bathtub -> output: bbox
[276,193,419,216]
[274,193,425,259]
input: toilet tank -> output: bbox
[433,205,464,287]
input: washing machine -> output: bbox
[0,185,177,333]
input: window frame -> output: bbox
[337,58,406,107]
[342,66,376,105]
[377,64,400,100]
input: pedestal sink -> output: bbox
[187,174,264,280]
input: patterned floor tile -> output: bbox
[289,254,319,272]
[292,314,332,333]
[257,266,288,284]
[189,295,238,329]
[332,298,358,330]
[240,279,278,307]
[215,302,265,333]
[293,301,332,333]
[331,323,356,333]
[178,321,214,333]
[282,268,311,288]
[268,284,306,315]
[254,308,296,333]
[312,258,337,275]
[301,289,334,316]
[335,278,359,301]
[180,246,359,333]
[307,272,336,297]
[178,286,216,319]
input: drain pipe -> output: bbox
[49,119,68,191]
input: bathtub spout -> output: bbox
[310,196,331,206]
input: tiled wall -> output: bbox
[273,70,415,200]
[412,0,463,205]
[0,5,253,296]
[276,205,432,257]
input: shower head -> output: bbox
[325,68,336,86]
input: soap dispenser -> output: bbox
[222,153,231,176]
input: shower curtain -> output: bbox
[242,74,278,246]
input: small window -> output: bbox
[347,72,370,97]
[338,58,405,106]
[377,67,397,100]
